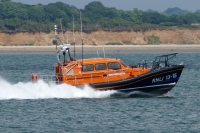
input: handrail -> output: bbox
[40,68,132,85]
[152,53,178,70]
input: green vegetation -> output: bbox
[0,1,200,32]
[162,7,191,15]
[19,43,34,46]
[122,41,137,45]
[147,35,160,44]
[106,42,123,45]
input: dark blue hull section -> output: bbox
[90,65,184,96]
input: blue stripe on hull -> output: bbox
[91,65,184,96]
[118,83,175,96]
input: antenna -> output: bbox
[97,50,99,57]
[55,24,60,62]
[103,46,105,58]
[60,19,64,43]
[73,15,76,58]
[54,24,58,51]
[80,10,84,66]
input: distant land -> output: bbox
[1,29,200,46]
[1,0,200,46]
[0,0,200,32]
[146,7,192,15]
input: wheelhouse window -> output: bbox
[95,63,106,70]
[120,60,127,67]
[82,64,94,72]
[108,62,121,70]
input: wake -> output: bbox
[0,77,116,100]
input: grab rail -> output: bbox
[39,69,128,85]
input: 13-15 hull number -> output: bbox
[152,73,177,83]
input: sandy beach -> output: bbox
[0,45,200,53]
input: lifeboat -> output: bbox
[54,49,184,96]
[38,43,184,96]
[35,22,184,97]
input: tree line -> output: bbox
[1,0,200,32]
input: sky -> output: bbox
[12,0,200,12]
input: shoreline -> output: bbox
[0,45,200,53]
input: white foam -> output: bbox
[0,77,116,100]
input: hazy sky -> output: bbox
[12,0,200,12]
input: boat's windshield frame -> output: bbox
[120,60,128,67]
[152,53,178,69]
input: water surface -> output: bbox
[0,52,199,132]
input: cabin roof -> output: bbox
[77,58,120,64]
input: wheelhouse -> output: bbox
[55,57,150,85]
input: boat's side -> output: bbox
[89,65,184,96]
[55,58,150,86]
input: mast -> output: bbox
[54,25,58,51]
[54,24,60,62]
[73,15,76,58]
[60,19,64,43]
[103,46,105,58]
[80,10,84,66]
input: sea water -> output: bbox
[0,52,200,132]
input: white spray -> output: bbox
[0,77,116,100]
